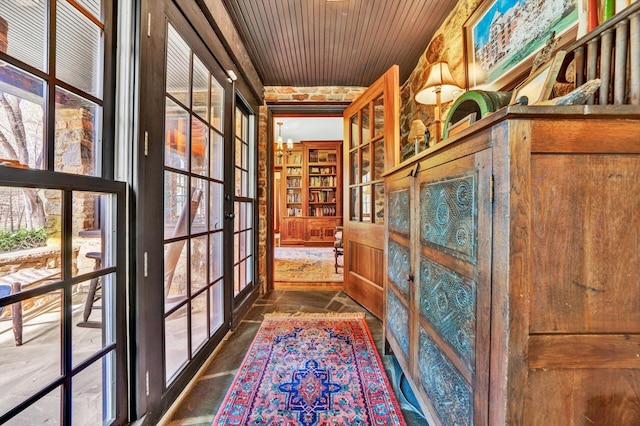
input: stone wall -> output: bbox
[257,86,366,292]
[400,0,483,158]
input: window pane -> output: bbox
[0,1,47,71]
[0,61,46,170]
[209,279,223,334]
[373,139,385,180]
[350,151,359,185]
[72,273,116,366]
[209,231,222,282]
[374,95,384,137]
[235,138,242,167]
[190,235,207,293]
[192,55,209,122]
[74,0,102,22]
[54,87,102,176]
[191,177,207,234]
[235,168,242,196]
[350,114,359,148]
[165,305,188,384]
[210,130,223,181]
[164,171,188,239]
[72,191,115,277]
[3,386,61,425]
[72,353,116,425]
[374,183,385,224]
[0,291,62,417]
[210,76,223,131]
[363,184,371,223]
[361,145,370,183]
[191,291,207,354]
[191,117,208,176]
[209,182,223,231]
[350,187,359,221]
[0,186,62,290]
[164,240,187,310]
[361,105,370,145]
[165,98,189,170]
[56,0,103,98]
[166,24,190,106]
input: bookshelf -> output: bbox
[279,141,342,246]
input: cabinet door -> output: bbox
[306,218,337,244]
[280,217,305,245]
[414,149,492,426]
[384,170,414,377]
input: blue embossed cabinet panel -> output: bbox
[418,326,473,426]
[386,289,410,358]
[387,239,411,298]
[388,188,411,236]
[420,173,477,264]
[420,256,477,367]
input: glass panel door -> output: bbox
[233,104,256,299]
[162,23,226,385]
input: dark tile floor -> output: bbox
[161,290,428,425]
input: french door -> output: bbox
[136,0,234,419]
[342,66,400,318]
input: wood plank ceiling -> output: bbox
[221,0,459,87]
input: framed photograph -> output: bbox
[509,50,567,105]
[464,0,579,91]
[445,113,477,139]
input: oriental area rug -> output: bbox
[274,247,343,283]
[213,313,407,426]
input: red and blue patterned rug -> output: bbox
[213,313,406,425]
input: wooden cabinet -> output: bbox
[279,140,342,246]
[384,106,640,425]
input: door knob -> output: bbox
[224,212,235,220]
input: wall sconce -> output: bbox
[415,61,462,144]
[275,122,294,159]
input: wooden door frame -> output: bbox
[265,105,348,292]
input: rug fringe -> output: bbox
[263,312,366,319]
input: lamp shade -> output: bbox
[415,61,461,104]
[407,119,426,142]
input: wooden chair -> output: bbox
[334,226,343,273]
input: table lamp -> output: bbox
[415,61,462,143]
[407,119,427,155]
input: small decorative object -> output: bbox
[588,0,599,31]
[536,78,602,105]
[415,61,462,144]
[509,51,568,105]
[530,32,558,75]
[443,90,512,138]
[446,113,477,139]
[425,128,432,147]
[603,0,616,20]
[407,119,427,155]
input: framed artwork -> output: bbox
[464,0,579,91]
[509,50,567,105]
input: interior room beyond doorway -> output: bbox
[271,115,344,289]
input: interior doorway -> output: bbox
[267,111,345,290]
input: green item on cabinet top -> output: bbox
[443,90,512,139]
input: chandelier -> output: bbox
[275,121,294,158]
